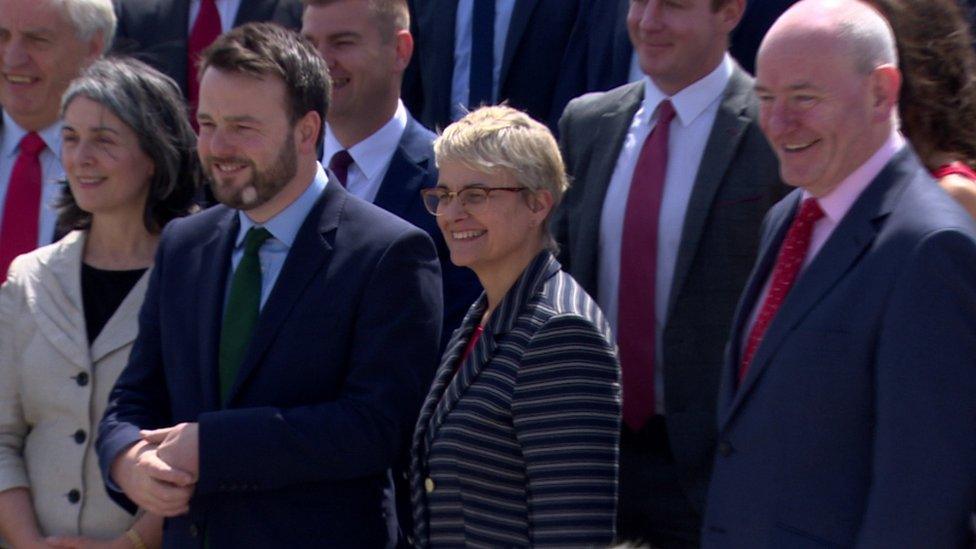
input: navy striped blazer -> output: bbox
[410,252,621,547]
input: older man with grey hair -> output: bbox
[702,0,976,546]
[0,0,115,278]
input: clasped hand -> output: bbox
[112,423,200,517]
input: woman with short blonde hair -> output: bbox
[410,106,621,547]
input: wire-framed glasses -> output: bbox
[421,185,527,215]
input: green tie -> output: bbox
[218,226,272,404]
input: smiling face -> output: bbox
[0,0,103,131]
[196,68,301,217]
[435,161,548,279]
[755,32,887,196]
[627,0,742,95]
[61,97,154,218]
[302,0,410,142]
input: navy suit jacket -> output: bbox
[402,0,586,132]
[703,148,976,547]
[97,178,443,548]
[110,0,302,98]
[369,117,482,348]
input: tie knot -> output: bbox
[655,100,676,127]
[19,132,45,157]
[329,150,354,172]
[797,197,825,224]
[243,227,272,254]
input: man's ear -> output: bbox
[295,110,322,154]
[869,64,901,122]
[719,0,747,33]
[394,30,414,72]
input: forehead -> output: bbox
[198,68,290,120]
[756,34,858,91]
[303,0,375,34]
[63,96,127,128]
[0,0,71,31]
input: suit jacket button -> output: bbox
[75,372,89,386]
[67,489,80,503]
[424,477,435,493]
[189,524,199,538]
[73,429,86,444]
[718,441,734,457]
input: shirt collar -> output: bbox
[235,162,329,249]
[2,111,62,161]
[804,130,906,223]
[322,100,408,180]
[640,53,733,127]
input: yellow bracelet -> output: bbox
[125,528,147,549]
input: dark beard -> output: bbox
[205,132,298,210]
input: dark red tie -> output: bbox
[739,198,825,381]
[0,132,46,279]
[618,100,675,431]
[328,150,354,187]
[187,0,222,129]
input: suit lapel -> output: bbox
[724,150,913,425]
[573,83,643,292]
[224,184,339,404]
[194,209,238,410]
[666,66,752,319]
[30,232,89,371]
[373,119,430,217]
[717,194,797,422]
[499,0,540,92]
[421,296,488,454]
[89,268,152,363]
[422,253,559,450]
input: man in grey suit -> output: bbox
[553,0,784,545]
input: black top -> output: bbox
[82,264,146,344]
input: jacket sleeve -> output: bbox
[0,257,31,493]
[855,228,976,547]
[96,233,174,514]
[512,313,621,547]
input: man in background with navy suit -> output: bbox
[302,0,480,347]
[97,22,442,547]
[703,1,976,545]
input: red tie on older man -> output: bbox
[0,132,46,279]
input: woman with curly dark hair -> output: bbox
[866,0,976,218]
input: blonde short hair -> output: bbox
[434,106,570,251]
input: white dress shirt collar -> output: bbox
[2,111,62,164]
[324,101,408,182]
[640,54,733,128]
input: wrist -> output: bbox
[111,440,148,491]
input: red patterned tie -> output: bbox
[739,197,825,381]
[0,132,46,279]
[618,100,675,431]
[187,0,222,129]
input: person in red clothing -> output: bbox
[866,0,976,217]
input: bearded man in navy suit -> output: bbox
[97,22,442,547]
[703,1,976,546]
